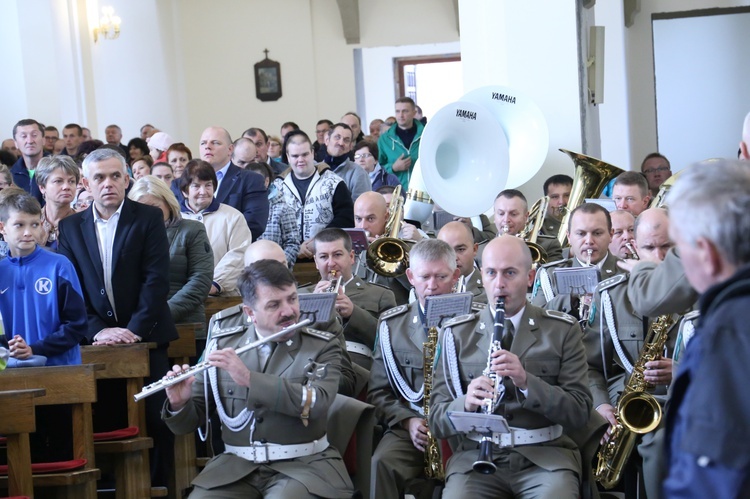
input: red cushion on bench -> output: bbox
[0,458,87,475]
[93,426,140,441]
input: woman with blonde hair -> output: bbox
[35,156,79,249]
[128,175,213,336]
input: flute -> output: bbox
[134,318,312,401]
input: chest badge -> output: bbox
[413,316,418,324]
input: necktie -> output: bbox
[258,343,274,371]
[215,170,223,197]
[502,319,515,351]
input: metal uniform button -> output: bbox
[541,367,548,374]
[260,438,267,444]
[468,373,474,379]
[100,289,106,295]
[506,414,514,421]
[697,456,710,467]
[227,389,233,395]
[405,359,410,365]
[256,417,264,423]
[107,311,113,317]
[630,333,636,338]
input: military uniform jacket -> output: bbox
[463,268,487,305]
[537,234,564,262]
[430,304,592,476]
[541,215,562,238]
[302,276,396,351]
[206,304,358,397]
[627,247,698,317]
[584,273,678,409]
[532,252,623,311]
[368,301,429,427]
[163,322,352,497]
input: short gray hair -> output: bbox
[82,148,127,179]
[35,155,80,188]
[667,160,750,266]
[409,238,457,271]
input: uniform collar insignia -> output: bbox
[286,339,293,347]
[529,318,535,326]
[479,322,486,330]
[413,315,418,324]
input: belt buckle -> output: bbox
[498,430,515,449]
[251,443,270,463]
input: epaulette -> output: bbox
[212,304,243,322]
[443,313,477,328]
[212,325,246,338]
[471,302,487,312]
[380,304,408,320]
[536,234,556,240]
[596,273,628,292]
[681,310,700,321]
[302,328,335,341]
[541,257,571,269]
[543,309,576,325]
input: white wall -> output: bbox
[621,0,750,169]
[653,11,750,168]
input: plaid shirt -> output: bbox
[259,186,300,267]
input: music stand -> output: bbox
[553,266,600,295]
[343,228,369,253]
[298,293,337,324]
[424,292,473,328]
[447,411,510,435]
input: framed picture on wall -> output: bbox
[254,50,282,102]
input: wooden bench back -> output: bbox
[81,343,152,380]
[0,364,98,406]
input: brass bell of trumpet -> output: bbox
[518,196,550,265]
[366,185,411,278]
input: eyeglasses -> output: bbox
[643,166,670,175]
[354,153,373,160]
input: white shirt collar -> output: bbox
[489,303,526,334]
[575,251,609,270]
[92,199,125,222]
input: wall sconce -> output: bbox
[93,6,121,43]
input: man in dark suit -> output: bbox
[180,127,269,241]
[58,147,178,486]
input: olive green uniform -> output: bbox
[626,248,698,317]
[163,323,354,498]
[431,304,592,498]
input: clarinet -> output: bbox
[473,296,505,474]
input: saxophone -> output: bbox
[422,325,445,480]
[594,314,675,489]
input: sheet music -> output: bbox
[447,411,510,434]
[424,292,473,328]
[298,293,337,324]
[553,266,600,295]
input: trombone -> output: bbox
[366,185,411,278]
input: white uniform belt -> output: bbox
[224,435,329,463]
[346,341,372,358]
[468,425,562,448]
[409,402,425,416]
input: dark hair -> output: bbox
[281,122,300,132]
[283,129,313,149]
[133,155,154,168]
[245,162,274,183]
[152,162,173,173]
[76,139,104,159]
[238,259,297,307]
[166,142,192,160]
[140,124,155,133]
[354,139,378,159]
[376,185,397,196]
[317,119,334,127]
[313,227,352,253]
[105,124,122,132]
[640,152,671,171]
[127,138,150,157]
[63,123,83,135]
[44,125,59,134]
[328,123,353,138]
[0,189,41,221]
[179,159,218,194]
[568,202,612,233]
[395,97,416,107]
[13,119,44,138]
[495,189,527,203]
[0,151,16,169]
[613,171,649,197]
[543,174,573,195]
[242,127,268,143]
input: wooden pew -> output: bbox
[292,259,320,287]
[204,296,242,328]
[0,364,101,499]
[168,324,201,499]
[81,343,154,499]
[0,388,45,498]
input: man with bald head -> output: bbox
[437,221,485,304]
[230,137,258,170]
[634,208,673,263]
[431,235,591,497]
[191,126,268,240]
[243,239,287,267]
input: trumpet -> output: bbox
[624,242,639,260]
[325,270,342,293]
[134,319,312,401]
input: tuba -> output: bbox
[518,196,550,264]
[594,314,675,489]
[366,185,410,278]
[557,150,624,247]
[649,169,684,209]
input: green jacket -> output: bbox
[377,119,424,191]
[166,219,213,337]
